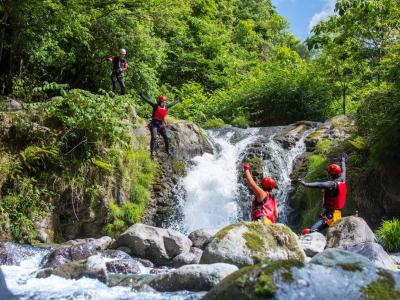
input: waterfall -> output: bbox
[172,126,313,233]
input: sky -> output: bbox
[272,0,336,41]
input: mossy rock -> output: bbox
[204,259,304,300]
[200,222,305,267]
[205,248,400,300]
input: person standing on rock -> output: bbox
[138,92,182,157]
[298,153,348,234]
[243,163,278,224]
[105,48,128,95]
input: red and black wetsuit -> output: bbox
[106,56,128,95]
[302,159,347,232]
[138,93,180,156]
[251,192,277,224]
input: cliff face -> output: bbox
[140,118,213,227]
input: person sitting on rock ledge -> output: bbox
[138,92,182,158]
[243,163,278,224]
[299,153,348,234]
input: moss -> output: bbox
[361,270,400,300]
[202,117,226,129]
[172,159,186,177]
[315,139,332,155]
[338,263,363,272]
[214,223,241,241]
[255,274,275,297]
[243,230,264,252]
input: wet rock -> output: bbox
[42,243,97,268]
[149,263,238,292]
[200,222,305,267]
[299,232,326,257]
[106,259,141,274]
[112,223,192,265]
[0,242,40,266]
[188,228,219,249]
[37,255,108,283]
[99,250,132,260]
[347,242,397,271]
[135,258,154,268]
[150,266,170,275]
[63,236,114,250]
[326,216,376,249]
[107,274,154,288]
[172,247,203,267]
[204,249,400,300]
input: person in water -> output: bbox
[298,153,348,234]
[243,163,278,224]
[105,48,128,95]
[138,93,182,157]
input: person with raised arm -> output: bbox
[298,153,348,234]
[138,93,181,157]
[243,163,278,224]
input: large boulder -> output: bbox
[149,263,238,292]
[188,228,219,249]
[112,223,192,265]
[200,222,305,267]
[347,242,397,271]
[204,249,400,300]
[326,216,376,249]
[172,247,203,267]
[63,236,114,250]
[42,243,97,268]
[299,232,326,257]
[105,259,141,274]
[37,255,108,283]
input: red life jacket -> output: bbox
[153,105,168,122]
[251,193,277,224]
[323,181,347,210]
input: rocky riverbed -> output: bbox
[1,217,398,299]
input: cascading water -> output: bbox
[175,129,260,233]
[172,126,314,233]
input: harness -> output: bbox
[251,193,277,224]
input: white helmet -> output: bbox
[119,48,126,55]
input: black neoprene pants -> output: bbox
[150,120,169,154]
[111,73,126,95]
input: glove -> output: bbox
[297,178,305,185]
[243,163,251,171]
[340,153,348,161]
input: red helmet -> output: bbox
[159,95,167,102]
[260,177,276,190]
[328,164,342,176]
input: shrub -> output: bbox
[376,219,400,252]
[202,117,226,129]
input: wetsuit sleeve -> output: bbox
[301,181,335,189]
[167,98,181,108]
[121,61,128,72]
[138,93,157,108]
[105,55,114,62]
[244,170,267,202]
[338,157,346,182]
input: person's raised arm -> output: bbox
[244,163,266,202]
[338,153,347,182]
[138,93,156,107]
[298,179,335,189]
[105,55,114,62]
[167,98,181,108]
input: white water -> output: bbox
[1,248,201,300]
[263,129,314,223]
[180,130,260,233]
[175,127,313,232]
